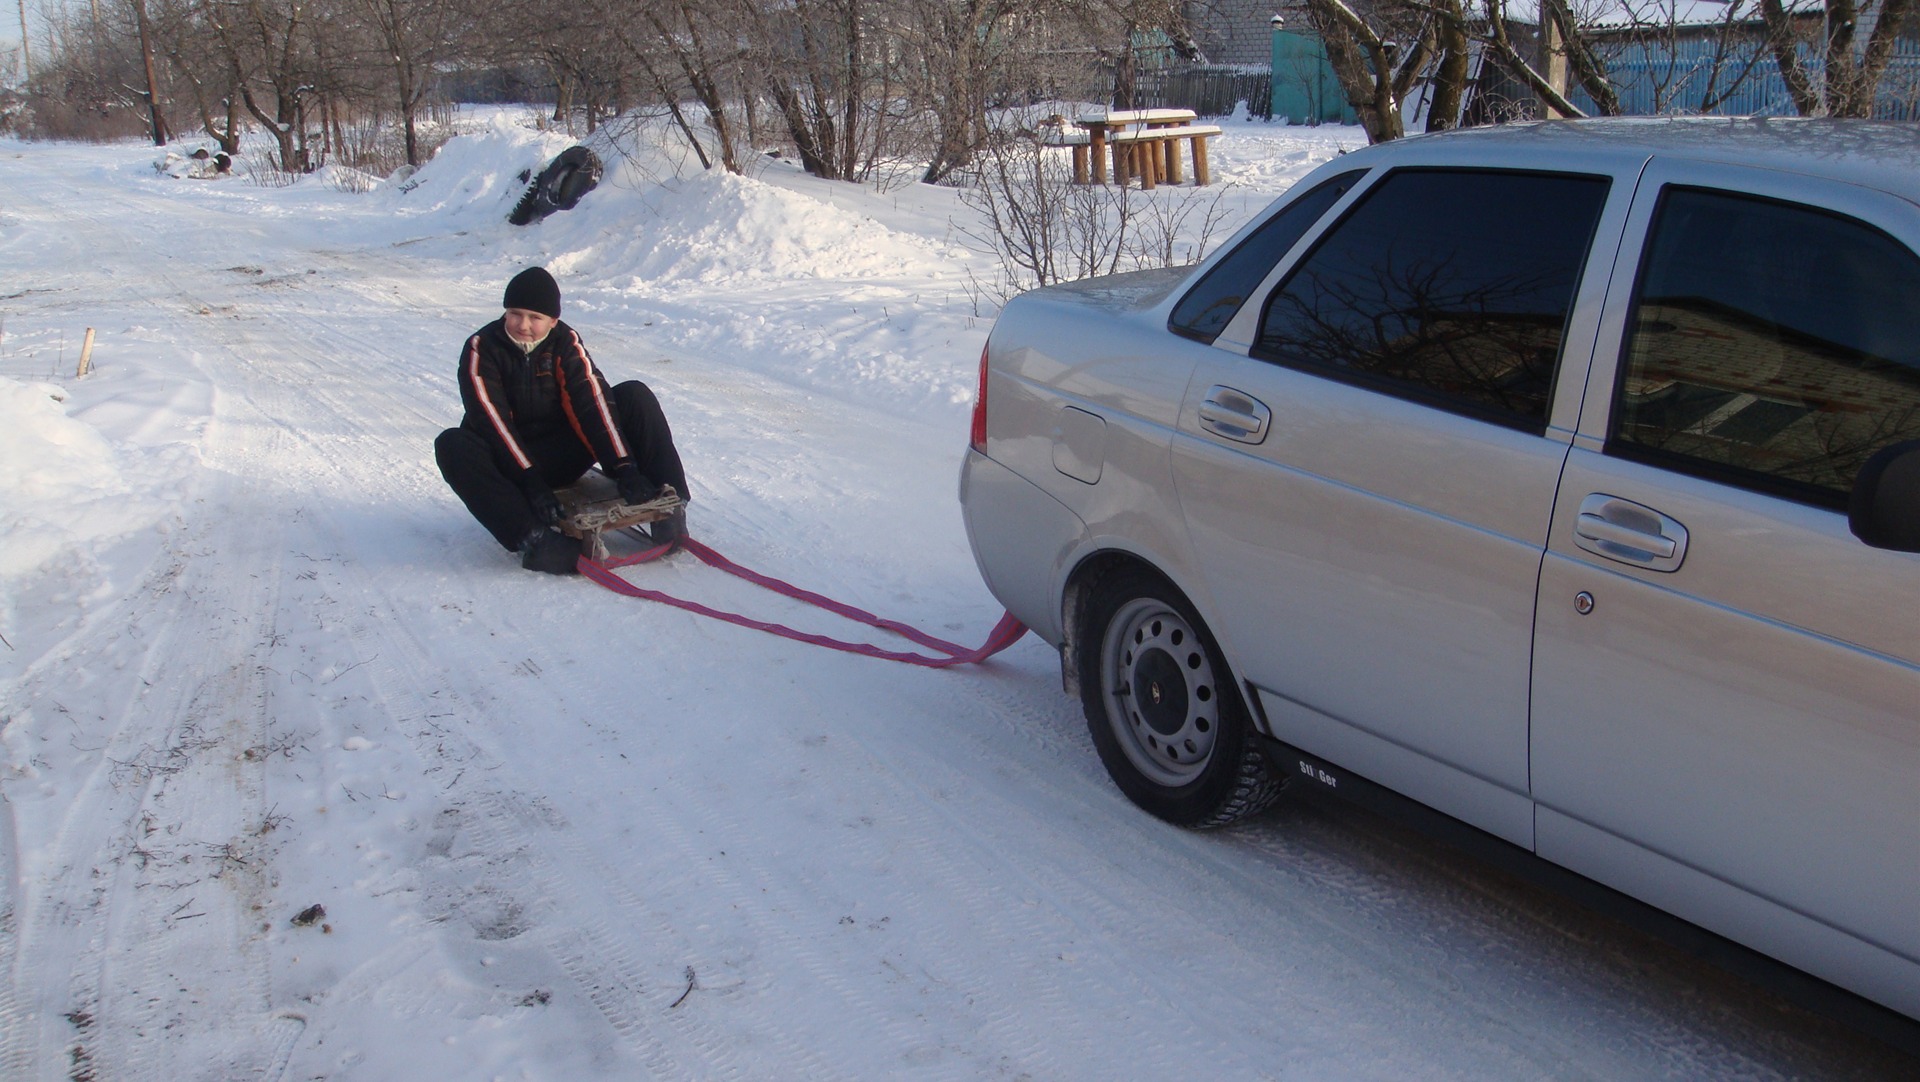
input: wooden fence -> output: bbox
[1135,67,1274,120]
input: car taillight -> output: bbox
[969,343,990,453]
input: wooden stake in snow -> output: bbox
[75,327,96,377]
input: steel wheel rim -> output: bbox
[1100,597,1220,787]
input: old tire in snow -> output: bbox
[1078,566,1282,827]
[508,146,603,226]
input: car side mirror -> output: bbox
[1849,439,1920,552]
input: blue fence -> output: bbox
[1567,37,1920,119]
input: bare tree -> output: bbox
[956,110,1232,300]
[131,0,171,142]
[1069,0,1202,109]
[151,0,247,150]
[895,0,1019,184]
[1763,0,1914,116]
[200,0,318,169]
[1292,0,1434,140]
[1287,0,1588,139]
[356,0,467,165]
[597,0,746,172]
[752,0,893,181]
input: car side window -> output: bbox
[1610,188,1920,509]
[1169,169,1368,343]
[1253,169,1610,432]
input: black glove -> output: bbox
[611,461,660,506]
[519,469,564,527]
[527,487,563,527]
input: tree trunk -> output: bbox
[1425,4,1469,132]
[131,0,170,144]
[1548,0,1621,114]
[236,81,296,170]
[769,78,831,177]
[1314,14,1400,141]
[838,0,859,181]
[1761,0,1822,114]
[1852,0,1917,115]
[552,65,571,124]
[657,5,741,173]
[1111,24,1137,109]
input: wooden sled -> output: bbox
[556,472,684,560]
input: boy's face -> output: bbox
[505,307,557,345]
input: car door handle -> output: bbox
[1572,494,1689,572]
[1575,513,1676,559]
[1198,386,1271,445]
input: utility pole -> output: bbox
[130,0,168,144]
[16,0,30,79]
[1540,6,1569,118]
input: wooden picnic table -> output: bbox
[1070,109,1220,189]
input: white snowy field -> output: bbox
[0,111,1910,1080]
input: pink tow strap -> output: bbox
[578,537,1029,668]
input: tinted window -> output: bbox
[1169,169,1367,343]
[1611,188,1920,508]
[1254,169,1610,430]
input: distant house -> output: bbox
[1563,0,1920,118]
[1186,0,1287,66]
[1157,0,1920,122]
[1270,20,1359,124]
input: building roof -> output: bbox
[1502,0,1822,29]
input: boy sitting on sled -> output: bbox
[436,266,691,574]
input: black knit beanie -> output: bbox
[503,266,561,318]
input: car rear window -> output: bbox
[1168,169,1368,343]
[1253,168,1611,432]
[1610,187,1920,509]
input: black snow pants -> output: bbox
[436,379,690,551]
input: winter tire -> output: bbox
[1078,567,1281,827]
[508,146,603,226]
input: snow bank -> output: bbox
[553,169,958,287]
[385,111,575,227]
[0,377,171,580]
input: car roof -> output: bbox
[1358,118,1920,202]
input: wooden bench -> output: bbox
[1067,110,1218,188]
[1107,124,1222,189]
[1079,110,1192,186]
[1037,127,1096,183]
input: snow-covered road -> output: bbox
[0,118,1910,1079]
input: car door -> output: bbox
[1169,159,1635,845]
[1530,160,1920,1016]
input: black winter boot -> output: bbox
[650,508,688,549]
[518,526,583,575]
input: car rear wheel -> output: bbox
[1079,568,1282,827]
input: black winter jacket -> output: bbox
[456,317,634,483]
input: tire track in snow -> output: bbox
[0,792,28,1079]
[733,666,1259,1078]
[317,595,826,1079]
[501,609,1144,1078]
[175,289,833,1075]
[0,174,313,1080]
[3,475,290,1081]
[169,263,795,1076]
[180,252,1066,1074]
[930,664,1881,1077]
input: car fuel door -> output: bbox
[1170,163,1633,846]
[1530,160,1920,1016]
